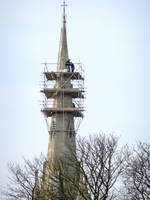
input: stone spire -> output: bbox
[46,0,76,161]
[57,1,68,71]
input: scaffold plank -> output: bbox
[42,107,84,118]
[44,72,84,80]
[41,88,84,98]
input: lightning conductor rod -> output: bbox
[61,0,68,23]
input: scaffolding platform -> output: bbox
[44,71,84,81]
[42,107,84,118]
[41,88,84,99]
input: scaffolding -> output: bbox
[41,62,85,133]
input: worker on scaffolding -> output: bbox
[70,62,75,72]
[66,59,71,72]
[66,59,75,72]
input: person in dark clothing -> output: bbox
[70,62,75,72]
[66,59,71,72]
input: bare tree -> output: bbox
[4,155,44,200]
[76,134,126,200]
[123,142,150,200]
[3,134,126,200]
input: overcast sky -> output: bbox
[0,0,150,191]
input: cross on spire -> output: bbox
[61,1,68,22]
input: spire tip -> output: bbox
[61,0,68,23]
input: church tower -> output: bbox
[37,2,85,199]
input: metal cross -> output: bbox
[61,1,68,10]
[61,0,68,21]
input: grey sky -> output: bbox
[0,0,150,189]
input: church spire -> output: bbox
[57,1,68,71]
